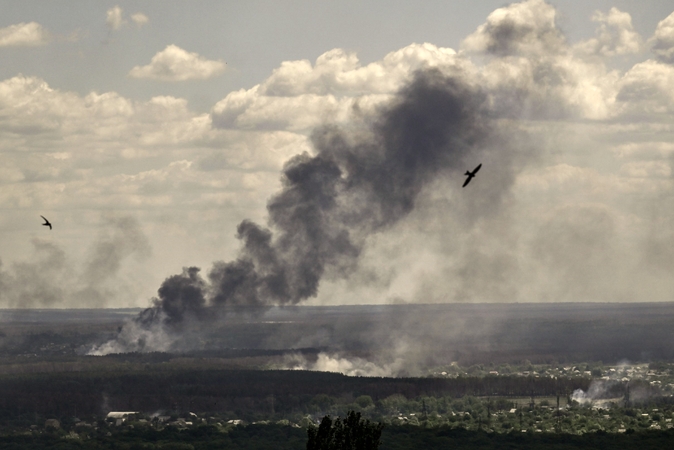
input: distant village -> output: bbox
[18,361,674,440]
[434,361,673,388]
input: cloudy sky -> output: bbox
[2,0,674,309]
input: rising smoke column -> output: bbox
[90,69,495,354]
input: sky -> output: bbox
[2,0,674,309]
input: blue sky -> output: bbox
[1,0,674,308]
[2,0,672,108]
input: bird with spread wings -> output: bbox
[462,163,482,188]
[40,215,52,230]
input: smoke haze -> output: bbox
[80,0,674,361]
[0,216,150,308]
[91,67,525,354]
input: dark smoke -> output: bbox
[93,69,500,354]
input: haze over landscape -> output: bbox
[2,3,674,447]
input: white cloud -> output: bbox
[130,12,149,28]
[106,5,125,31]
[0,22,50,47]
[461,0,565,56]
[0,76,81,133]
[107,6,148,31]
[0,75,211,161]
[616,59,674,117]
[458,1,669,122]
[212,43,468,131]
[475,53,620,120]
[0,74,299,221]
[260,44,462,97]
[212,87,356,131]
[650,12,674,63]
[457,0,623,120]
[575,8,642,56]
[128,45,226,81]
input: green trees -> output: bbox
[307,411,384,450]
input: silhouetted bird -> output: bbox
[40,215,52,230]
[462,163,482,188]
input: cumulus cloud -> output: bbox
[461,0,565,56]
[129,45,226,81]
[212,43,469,131]
[259,44,462,96]
[616,59,674,117]
[650,12,674,63]
[576,8,642,56]
[0,74,246,216]
[107,6,148,31]
[0,75,211,141]
[0,22,50,47]
[459,0,622,120]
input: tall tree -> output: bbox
[307,411,384,450]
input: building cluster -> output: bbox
[434,362,674,384]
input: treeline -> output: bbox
[381,427,674,450]
[0,369,591,420]
[0,424,307,450]
[0,424,673,449]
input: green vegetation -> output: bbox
[0,421,672,449]
[381,427,674,450]
[307,411,384,450]
[0,359,667,447]
[0,360,671,433]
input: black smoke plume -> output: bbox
[91,69,498,354]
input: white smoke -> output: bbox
[571,388,593,405]
[571,380,619,405]
[88,314,177,355]
[283,352,406,377]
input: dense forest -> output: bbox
[0,368,591,420]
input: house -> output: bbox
[107,412,139,420]
[107,412,139,425]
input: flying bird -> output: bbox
[462,163,482,188]
[40,215,52,230]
